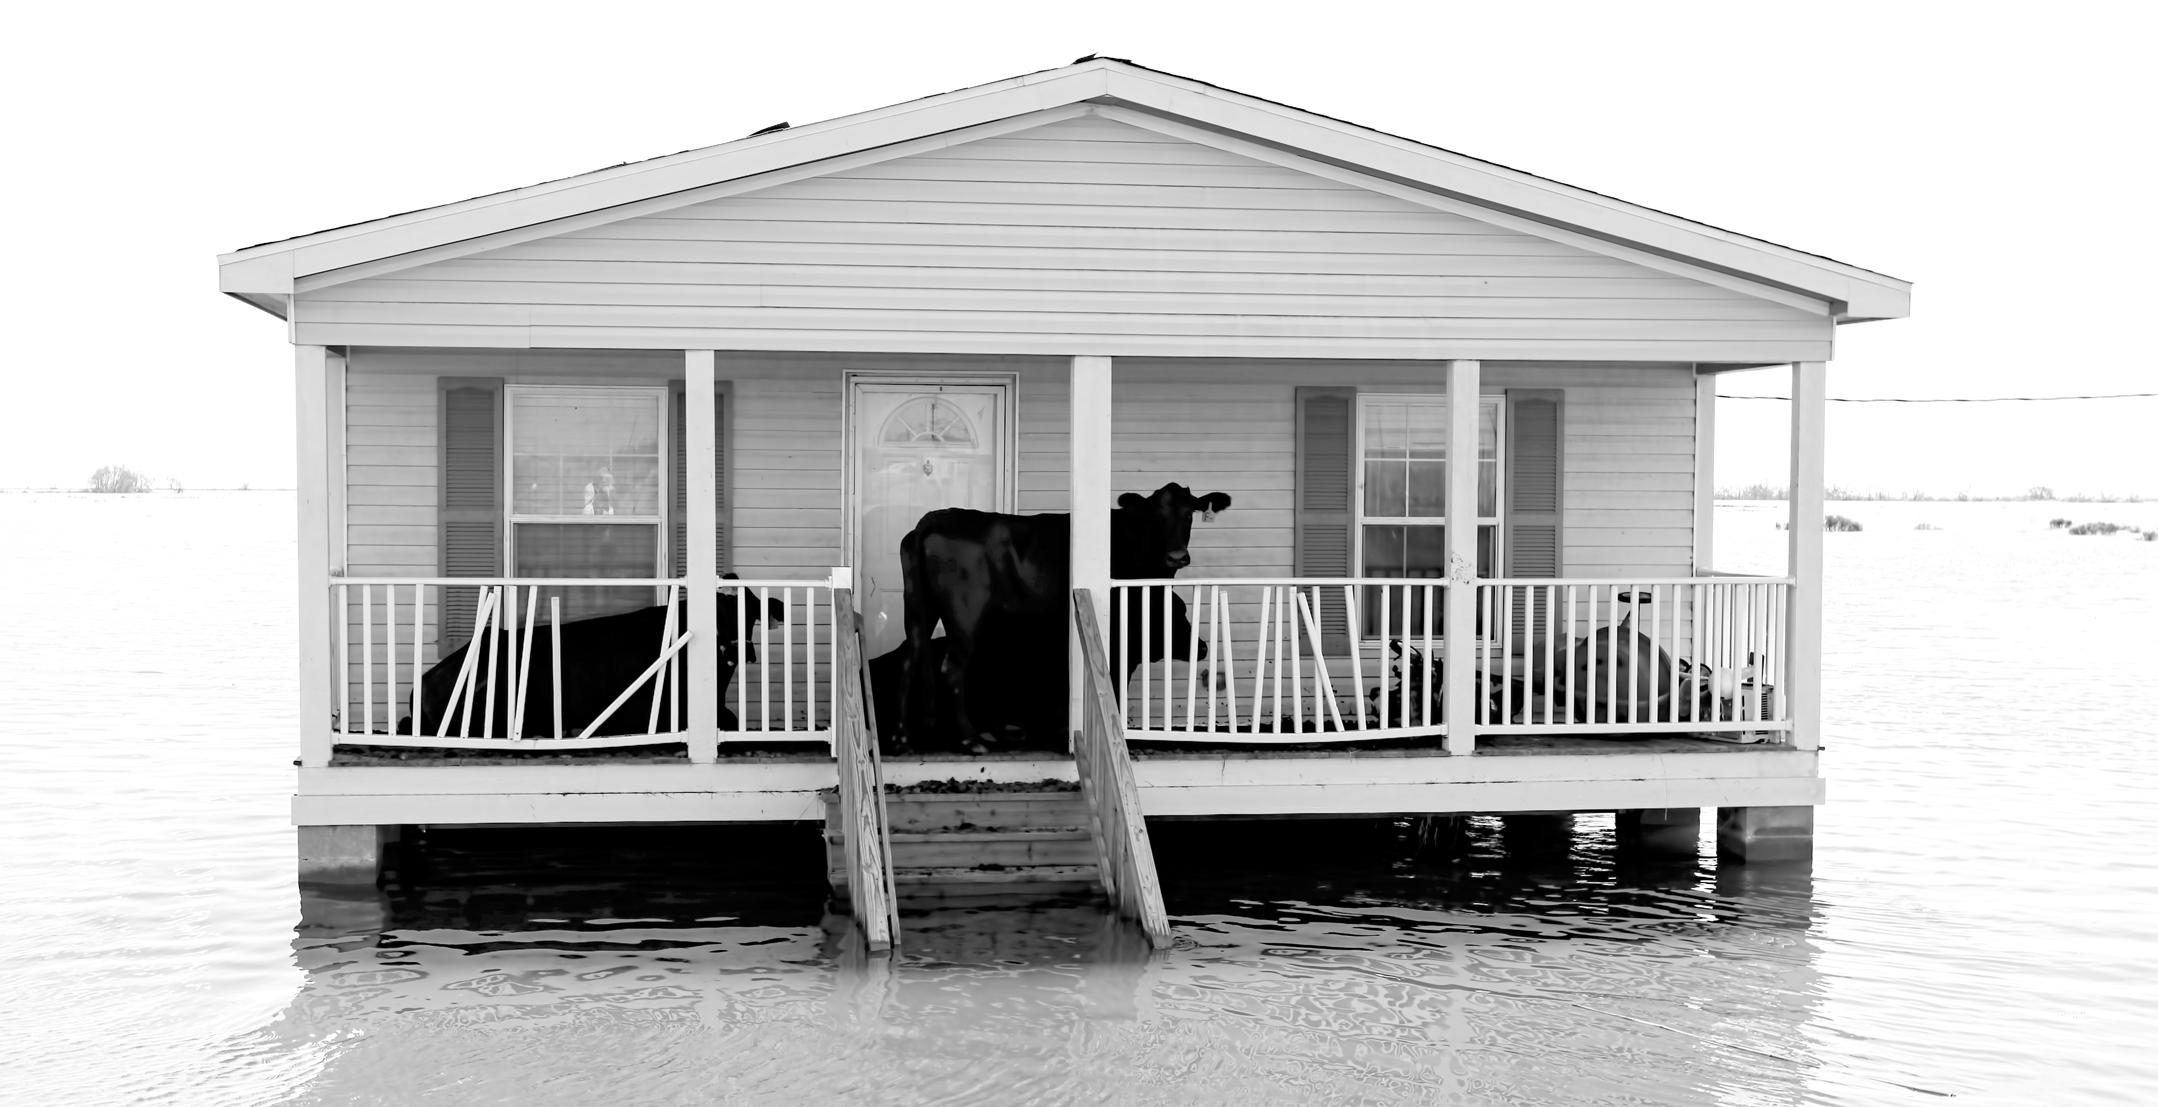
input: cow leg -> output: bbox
[937,599,995,752]
[896,531,932,749]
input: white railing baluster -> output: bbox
[1191,586,1208,733]
[1343,585,1365,730]
[1138,583,1152,732]
[514,586,538,740]
[782,586,795,733]
[361,585,374,738]
[756,586,770,732]
[1295,589,1344,732]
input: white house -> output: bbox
[218,59,1908,929]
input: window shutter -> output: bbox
[439,377,503,653]
[1295,386,1355,652]
[670,382,730,577]
[1504,389,1564,636]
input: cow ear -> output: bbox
[722,572,740,580]
[766,596,786,622]
[1118,492,1145,510]
[1203,492,1232,513]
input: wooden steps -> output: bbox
[825,789,1104,901]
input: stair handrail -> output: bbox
[832,588,899,951]
[1072,588,1173,948]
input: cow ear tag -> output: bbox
[1201,509,1216,522]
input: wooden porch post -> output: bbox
[685,350,721,764]
[1693,371,1717,574]
[1785,360,1827,752]
[1442,359,1481,755]
[1069,355,1113,741]
[295,344,335,768]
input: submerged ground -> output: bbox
[2,493,2153,1105]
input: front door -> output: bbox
[847,377,1012,658]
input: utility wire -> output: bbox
[1717,392,2158,403]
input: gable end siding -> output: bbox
[293,117,1831,361]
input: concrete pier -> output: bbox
[298,824,399,885]
[1717,806,1814,863]
[1617,807,1702,856]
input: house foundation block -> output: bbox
[1617,807,1701,856]
[1717,805,1814,864]
[1500,813,1575,857]
[298,824,399,885]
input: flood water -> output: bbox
[3,491,2154,1105]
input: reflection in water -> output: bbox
[250,821,1838,1106]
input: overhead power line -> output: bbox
[1716,392,2158,403]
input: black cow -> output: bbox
[402,587,782,739]
[896,482,1231,750]
[868,589,1207,751]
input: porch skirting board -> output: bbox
[292,749,1819,826]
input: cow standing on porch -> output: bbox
[894,482,1230,751]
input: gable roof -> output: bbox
[219,57,1910,323]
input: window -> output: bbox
[507,386,666,622]
[1356,394,1501,634]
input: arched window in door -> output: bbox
[879,396,978,448]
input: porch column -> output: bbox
[685,350,721,764]
[295,344,335,768]
[1693,371,1717,574]
[1069,355,1113,740]
[1441,359,1481,755]
[1785,360,1827,752]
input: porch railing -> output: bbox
[330,574,846,750]
[831,587,899,951]
[1073,588,1172,948]
[1109,579,1448,742]
[1475,577,1791,736]
[1109,575,1792,742]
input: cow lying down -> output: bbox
[398,587,781,739]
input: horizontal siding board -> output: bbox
[309,280,1807,323]
[299,300,1823,344]
[300,118,1820,361]
[393,259,1742,301]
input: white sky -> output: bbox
[3,0,2151,495]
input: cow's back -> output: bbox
[910,508,1071,614]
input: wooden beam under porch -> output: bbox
[292,739,1819,827]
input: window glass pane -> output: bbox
[1364,459,1406,518]
[514,523,659,622]
[1408,459,1445,517]
[1477,402,1500,517]
[511,391,663,517]
[1362,524,1405,577]
[1364,401,1447,519]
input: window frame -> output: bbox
[503,384,670,580]
[1352,392,1505,581]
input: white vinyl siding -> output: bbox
[1113,359,1697,581]
[294,117,1830,362]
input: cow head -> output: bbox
[1116,483,1232,574]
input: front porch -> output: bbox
[293,346,1829,886]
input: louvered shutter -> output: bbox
[1295,386,1355,653]
[670,382,730,577]
[1504,389,1564,636]
[439,377,503,653]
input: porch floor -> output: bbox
[326,733,1776,767]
